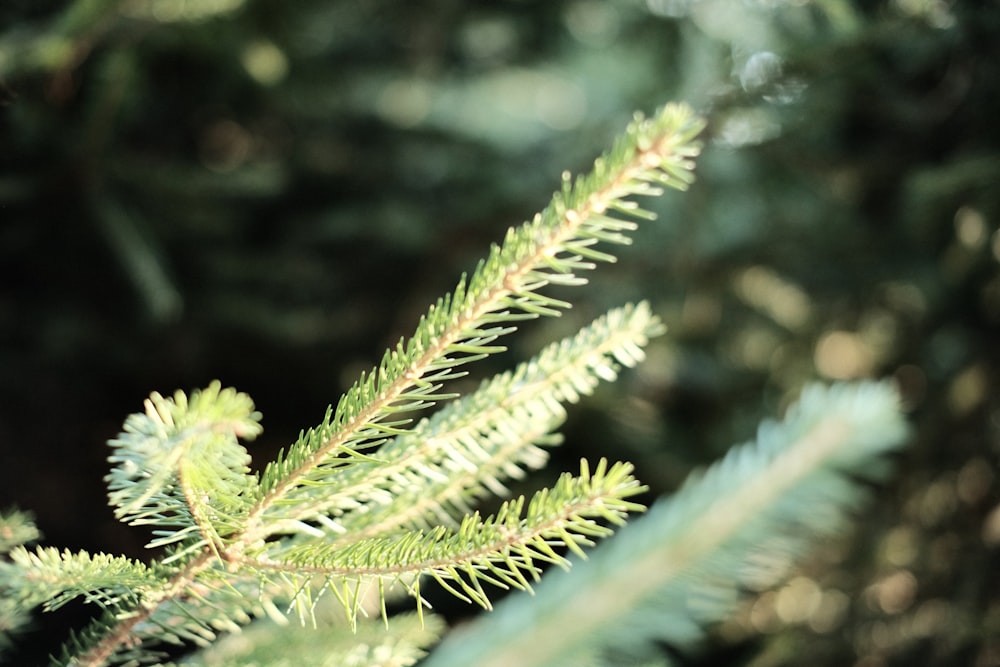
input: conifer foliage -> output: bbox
[0,104,908,667]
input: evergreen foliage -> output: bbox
[0,101,908,666]
[5,2,997,666]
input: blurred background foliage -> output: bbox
[1,0,999,665]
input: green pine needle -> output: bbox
[3,548,156,613]
[105,381,262,558]
[259,301,664,540]
[244,459,645,626]
[253,104,703,527]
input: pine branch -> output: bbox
[54,610,170,667]
[58,552,222,667]
[105,382,262,560]
[421,381,909,667]
[56,560,304,667]
[262,301,664,541]
[250,104,703,535]
[245,459,645,626]
[3,548,157,614]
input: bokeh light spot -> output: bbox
[809,588,850,634]
[865,570,917,615]
[815,330,874,380]
[956,457,994,506]
[733,265,811,330]
[376,79,433,128]
[241,40,289,87]
[564,0,621,46]
[955,206,987,249]
[880,525,919,568]
[947,363,988,416]
[981,504,1000,546]
[774,576,823,624]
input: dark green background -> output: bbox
[2,1,998,665]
